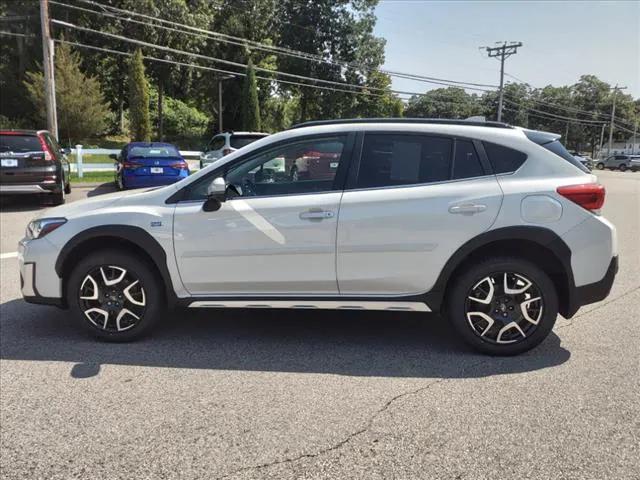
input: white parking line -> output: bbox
[0,252,18,260]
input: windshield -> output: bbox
[129,145,179,158]
[0,134,42,153]
[230,135,267,149]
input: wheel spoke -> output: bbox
[467,311,495,337]
[116,308,139,332]
[100,266,127,286]
[80,274,99,300]
[468,276,494,304]
[123,280,145,307]
[496,321,526,344]
[504,273,532,295]
[520,297,543,325]
[84,307,109,330]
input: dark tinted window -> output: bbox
[358,134,452,188]
[541,140,589,173]
[0,134,42,153]
[483,141,527,174]
[453,140,483,179]
[230,135,266,149]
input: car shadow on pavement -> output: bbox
[0,299,570,379]
[86,182,117,197]
[0,195,45,213]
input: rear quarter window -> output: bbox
[482,142,527,174]
[0,135,42,153]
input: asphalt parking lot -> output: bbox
[1,171,638,480]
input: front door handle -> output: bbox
[299,209,335,220]
[449,203,487,214]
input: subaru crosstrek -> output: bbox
[18,119,618,355]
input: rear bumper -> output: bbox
[0,184,57,194]
[124,174,187,188]
[564,256,618,318]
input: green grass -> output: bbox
[70,172,115,184]
[68,153,116,164]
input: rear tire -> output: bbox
[619,164,627,172]
[66,249,165,341]
[44,177,65,206]
[596,162,604,170]
[446,256,558,356]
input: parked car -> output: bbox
[0,129,71,205]
[200,131,269,169]
[595,154,634,171]
[19,118,617,356]
[628,155,640,172]
[570,151,593,171]
[113,142,189,190]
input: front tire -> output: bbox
[67,249,165,341]
[447,257,558,356]
[596,163,605,170]
[619,164,627,172]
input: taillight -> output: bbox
[222,148,232,156]
[557,183,605,211]
[169,161,188,169]
[123,161,142,169]
[37,134,54,161]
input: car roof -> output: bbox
[126,142,178,148]
[290,118,513,130]
[0,129,48,136]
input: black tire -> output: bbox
[43,177,66,206]
[596,163,605,170]
[66,249,165,341]
[446,256,558,356]
[64,179,71,194]
[117,174,125,191]
[619,164,627,172]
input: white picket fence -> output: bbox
[71,145,203,177]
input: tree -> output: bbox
[23,41,109,144]
[128,49,151,142]
[405,87,483,119]
[241,59,261,131]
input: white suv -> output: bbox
[18,119,618,355]
[200,131,269,168]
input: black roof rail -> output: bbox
[289,118,513,130]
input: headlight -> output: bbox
[26,218,67,239]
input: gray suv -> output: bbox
[595,154,636,172]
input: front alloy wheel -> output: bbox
[68,249,164,341]
[79,265,146,333]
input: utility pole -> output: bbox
[482,41,523,122]
[39,0,58,139]
[218,79,223,133]
[597,123,606,159]
[607,84,627,155]
[632,120,637,155]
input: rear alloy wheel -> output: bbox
[448,257,558,355]
[68,250,164,341]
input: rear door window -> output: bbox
[357,134,453,188]
[209,136,226,151]
[482,142,528,174]
[453,140,484,179]
[0,134,42,153]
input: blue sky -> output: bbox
[374,0,640,98]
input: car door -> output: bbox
[336,132,502,296]
[173,133,355,296]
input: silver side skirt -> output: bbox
[188,300,430,312]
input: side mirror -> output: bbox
[109,154,118,161]
[203,177,226,212]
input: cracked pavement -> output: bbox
[1,170,638,480]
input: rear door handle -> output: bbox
[299,209,335,220]
[449,203,487,214]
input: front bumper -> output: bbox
[18,238,65,307]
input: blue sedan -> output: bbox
[115,142,189,190]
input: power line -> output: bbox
[57,0,497,91]
[503,107,606,128]
[0,31,35,38]
[503,99,606,124]
[54,39,387,98]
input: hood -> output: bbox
[34,186,165,220]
